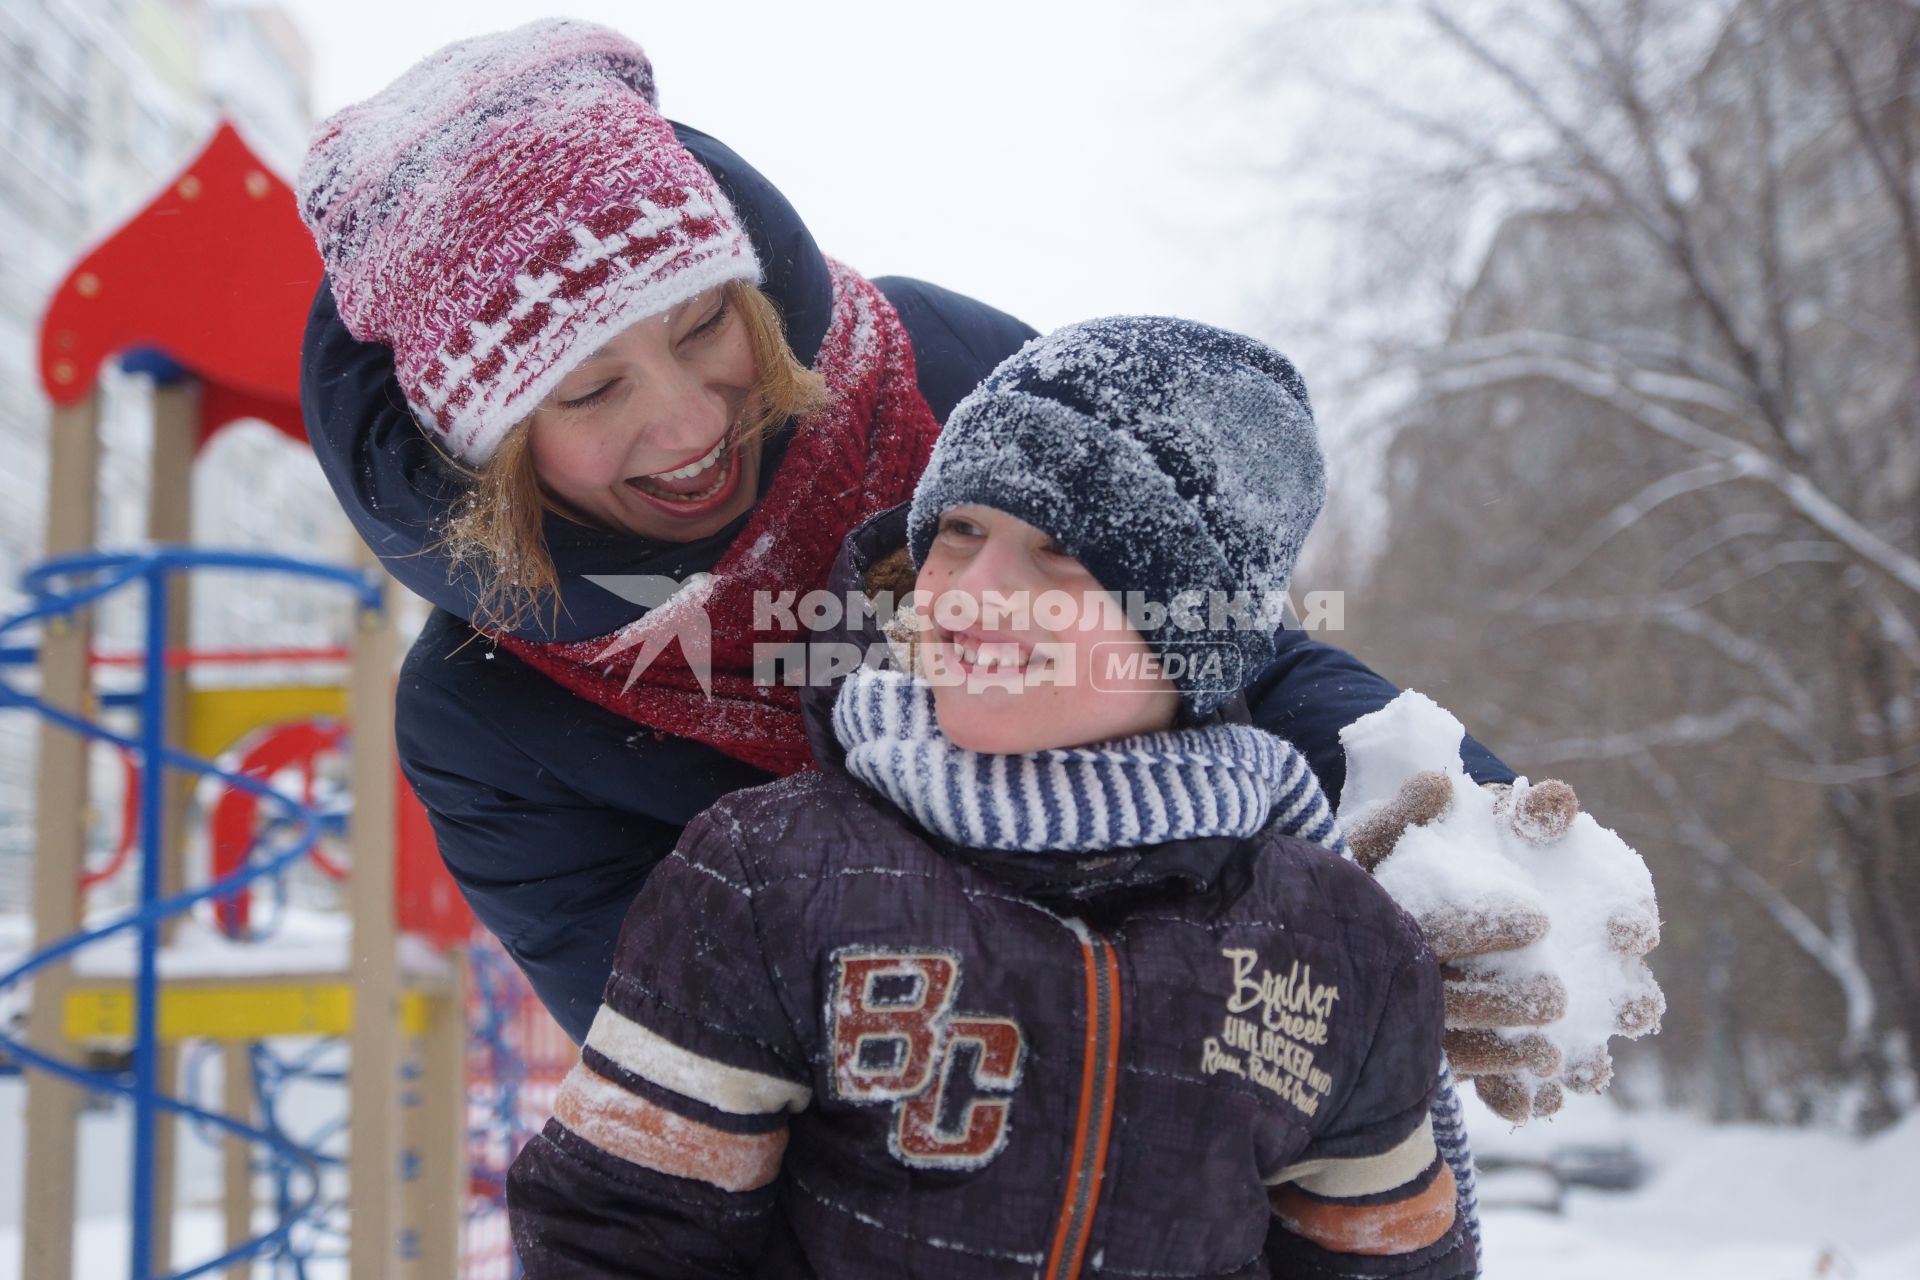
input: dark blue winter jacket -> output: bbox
[298,123,1515,1042]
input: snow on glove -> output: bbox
[1347,771,1569,1116]
[1339,693,1665,1125]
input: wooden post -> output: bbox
[397,1033,425,1280]
[346,553,401,1277]
[22,395,102,1280]
[222,1041,254,1255]
[146,379,197,889]
[145,377,199,1275]
[413,976,467,1278]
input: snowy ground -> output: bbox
[0,1075,1914,1277]
[0,1066,352,1280]
[1463,1091,1920,1279]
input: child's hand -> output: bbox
[1349,772,1665,1123]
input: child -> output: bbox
[507,317,1474,1278]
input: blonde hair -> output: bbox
[440,280,828,634]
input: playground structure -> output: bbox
[0,124,573,1277]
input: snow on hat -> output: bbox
[906,316,1326,722]
[296,18,761,465]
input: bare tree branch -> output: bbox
[1805,0,1920,340]
[1511,591,1817,725]
[1526,696,1804,762]
[1656,511,1787,580]
[1634,750,1876,1053]
[1425,340,1920,599]
[1769,742,1920,785]
[1423,0,1808,453]
[1520,458,1753,595]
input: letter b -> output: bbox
[830,951,958,1102]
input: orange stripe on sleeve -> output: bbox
[1271,1162,1458,1256]
[553,1062,788,1193]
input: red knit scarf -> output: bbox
[497,260,940,776]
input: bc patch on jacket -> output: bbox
[505,766,1472,1279]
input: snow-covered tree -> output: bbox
[1283,0,1920,1128]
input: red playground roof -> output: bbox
[36,121,323,451]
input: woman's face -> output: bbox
[527,286,761,542]
[913,504,1180,754]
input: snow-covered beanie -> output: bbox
[296,18,761,465]
[906,316,1326,722]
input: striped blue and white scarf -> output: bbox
[830,667,1345,855]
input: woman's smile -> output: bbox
[621,436,748,518]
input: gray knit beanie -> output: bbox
[906,316,1326,722]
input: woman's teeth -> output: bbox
[629,443,734,502]
[651,440,725,481]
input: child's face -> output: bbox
[913,504,1180,754]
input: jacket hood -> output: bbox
[801,503,1263,912]
[302,122,833,643]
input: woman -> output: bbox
[297,19,1644,1151]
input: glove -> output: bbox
[1349,772,1664,1123]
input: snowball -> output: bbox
[1339,692,1662,1099]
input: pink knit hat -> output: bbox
[297,19,762,465]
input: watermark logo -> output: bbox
[585,575,1345,693]
[1089,642,1242,695]
[752,587,1346,637]
[583,573,716,695]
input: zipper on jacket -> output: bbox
[1044,922,1122,1279]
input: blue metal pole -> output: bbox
[130,562,171,1280]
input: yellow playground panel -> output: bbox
[185,683,348,762]
[64,980,439,1044]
